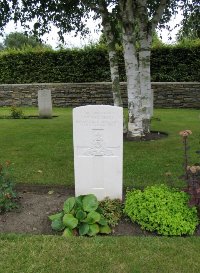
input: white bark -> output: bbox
[119,0,144,137]
[139,34,153,133]
[98,0,127,133]
[122,32,143,137]
[98,0,122,107]
[107,46,122,107]
[135,0,152,134]
[108,48,128,134]
[136,0,168,133]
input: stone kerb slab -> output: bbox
[38,89,52,118]
[73,105,123,200]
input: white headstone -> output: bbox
[73,105,123,200]
[38,89,52,118]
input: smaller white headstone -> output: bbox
[38,89,52,118]
[73,105,123,200]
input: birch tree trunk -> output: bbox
[108,43,128,133]
[99,0,127,133]
[122,30,144,137]
[136,0,168,134]
[139,36,152,134]
[107,44,122,107]
[119,0,144,137]
[137,0,152,134]
[98,0,122,107]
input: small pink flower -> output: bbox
[179,130,192,137]
[190,166,197,174]
[185,130,192,135]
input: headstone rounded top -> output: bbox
[73,105,123,112]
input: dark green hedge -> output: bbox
[151,46,200,82]
[0,45,199,83]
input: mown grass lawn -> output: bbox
[0,234,200,273]
[0,107,199,188]
[1,107,200,272]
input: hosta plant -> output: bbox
[124,184,199,236]
[49,194,112,237]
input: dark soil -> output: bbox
[1,185,200,236]
[124,131,168,141]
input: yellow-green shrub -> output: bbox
[124,184,199,236]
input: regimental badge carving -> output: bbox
[84,132,113,156]
[77,130,120,157]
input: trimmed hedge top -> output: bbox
[0,44,199,84]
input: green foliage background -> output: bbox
[0,44,199,84]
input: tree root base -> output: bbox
[124,131,168,141]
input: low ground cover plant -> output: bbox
[49,194,112,237]
[0,161,18,213]
[123,130,200,236]
[99,198,123,227]
[124,184,199,236]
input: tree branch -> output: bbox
[98,0,109,18]
[81,0,99,13]
[151,0,168,31]
[135,0,148,29]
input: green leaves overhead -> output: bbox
[0,0,198,39]
[2,0,89,39]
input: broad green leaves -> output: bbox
[63,197,76,213]
[87,224,99,236]
[82,194,98,212]
[79,223,89,236]
[51,219,65,231]
[63,214,78,229]
[63,228,73,238]
[84,211,101,224]
[49,194,112,237]
[48,212,64,221]
[76,210,87,220]
[99,225,112,234]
